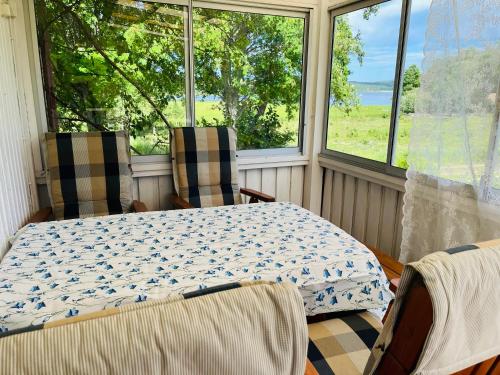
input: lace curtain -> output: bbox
[399,0,500,262]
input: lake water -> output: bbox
[358,91,393,106]
[197,91,393,106]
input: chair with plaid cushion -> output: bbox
[170,127,275,209]
[29,131,147,222]
[306,240,500,375]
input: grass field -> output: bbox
[130,101,412,169]
[327,106,411,169]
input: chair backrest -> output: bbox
[171,127,242,208]
[374,248,500,374]
[0,282,308,375]
[45,131,133,220]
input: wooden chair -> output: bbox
[29,131,147,222]
[373,274,498,374]
[169,127,274,209]
[306,245,499,375]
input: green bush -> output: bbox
[401,89,417,114]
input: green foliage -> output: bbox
[35,0,186,154]
[193,9,304,149]
[402,64,420,94]
[329,16,364,113]
[362,5,380,20]
[197,105,293,150]
[327,105,412,167]
[400,88,417,114]
[417,46,499,114]
[400,65,420,114]
[35,0,370,153]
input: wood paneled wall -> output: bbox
[0,12,38,258]
[38,165,306,212]
[135,166,305,211]
[321,168,404,259]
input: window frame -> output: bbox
[190,2,310,157]
[321,0,413,179]
[28,0,311,164]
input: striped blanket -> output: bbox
[0,281,308,374]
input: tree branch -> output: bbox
[53,0,173,130]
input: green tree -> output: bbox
[35,0,186,154]
[329,16,364,113]
[328,5,379,114]
[400,65,421,114]
[35,0,372,152]
[192,9,305,149]
[402,64,420,94]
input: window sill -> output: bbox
[318,154,406,192]
[131,152,308,176]
[35,153,309,183]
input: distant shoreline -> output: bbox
[197,89,393,107]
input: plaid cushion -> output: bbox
[171,127,241,208]
[307,311,382,375]
[45,131,133,220]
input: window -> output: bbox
[34,0,188,155]
[193,7,306,150]
[392,0,430,169]
[33,1,308,155]
[324,0,426,174]
[326,0,402,163]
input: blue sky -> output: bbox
[345,0,431,83]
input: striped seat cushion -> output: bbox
[45,131,133,220]
[171,127,242,208]
[307,311,382,375]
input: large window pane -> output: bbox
[193,8,306,150]
[326,1,403,162]
[392,0,430,169]
[34,0,187,155]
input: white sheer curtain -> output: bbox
[400,0,500,262]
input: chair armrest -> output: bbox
[390,278,400,293]
[132,200,148,213]
[367,245,404,280]
[240,188,275,203]
[27,207,53,224]
[170,194,194,209]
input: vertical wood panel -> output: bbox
[238,170,247,203]
[290,166,304,206]
[379,188,398,255]
[341,175,356,234]
[325,166,407,257]
[276,167,291,202]
[138,177,160,211]
[245,169,262,192]
[0,15,36,257]
[365,183,382,248]
[158,175,174,210]
[321,169,334,220]
[330,171,344,227]
[393,191,405,260]
[132,179,140,201]
[129,166,305,211]
[352,179,369,242]
[261,168,277,198]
